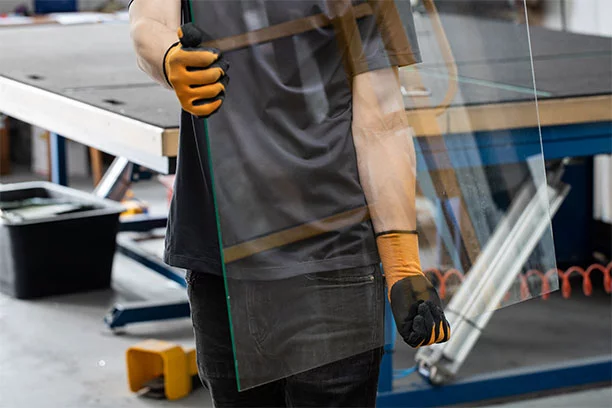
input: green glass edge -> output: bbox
[186,0,242,391]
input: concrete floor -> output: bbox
[487,388,612,408]
[1,171,610,407]
[0,252,213,408]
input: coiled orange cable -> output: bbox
[424,262,612,301]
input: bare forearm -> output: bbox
[129,0,181,89]
[353,120,418,232]
[354,68,450,348]
[352,68,418,232]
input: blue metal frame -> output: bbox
[115,235,186,288]
[377,356,612,407]
[104,301,191,330]
[50,133,68,186]
[119,214,168,232]
[416,122,612,172]
[104,215,190,330]
[34,0,76,14]
[552,158,595,264]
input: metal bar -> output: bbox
[116,234,186,288]
[120,214,168,232]
[560,0,568,32]
[50,133,68,186]
[104,301,191,329]
[416,123,612,171]
[93,157,133,201]
[377,356,612,407]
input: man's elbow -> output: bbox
[134,55,147,75]
[128,19,152,75]
[129,19,146,57]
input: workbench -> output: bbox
[1,16,609,173]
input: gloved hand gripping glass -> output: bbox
[163,23,229,118]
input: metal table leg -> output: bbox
[94,156,134,200]
[50,133,68,186]
[104,300,191,330]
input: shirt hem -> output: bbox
[164,252,222,275]
[164,250,381,280]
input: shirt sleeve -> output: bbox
[351,0,421,76]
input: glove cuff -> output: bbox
[376,231,422,300]
[162,41,180,89]
[375,229,417,238]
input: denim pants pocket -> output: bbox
[236,263,384,385]
[304,264,384,345]
[304,264,378,284]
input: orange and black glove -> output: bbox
[163,23,229,118]
[377,231,451,348]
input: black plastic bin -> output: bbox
[0,181,124,299]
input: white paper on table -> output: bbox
[49,12,115,25]
[0,16,36,26]
[113,11,129,22]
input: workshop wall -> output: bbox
[541,0,612,224]
[542,0,612,36]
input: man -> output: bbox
[129,1,449,406]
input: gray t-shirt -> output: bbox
[164,0,421,278]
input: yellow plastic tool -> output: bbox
[126,339,198,400]
[120,189,149,216]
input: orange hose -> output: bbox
[423,262,612,301]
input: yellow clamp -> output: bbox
[126,339,198,400]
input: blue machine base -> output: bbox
[104,301,190,330]
[104,216,190,330]
[377,356,612,407]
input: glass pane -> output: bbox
[189,0,557,390]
